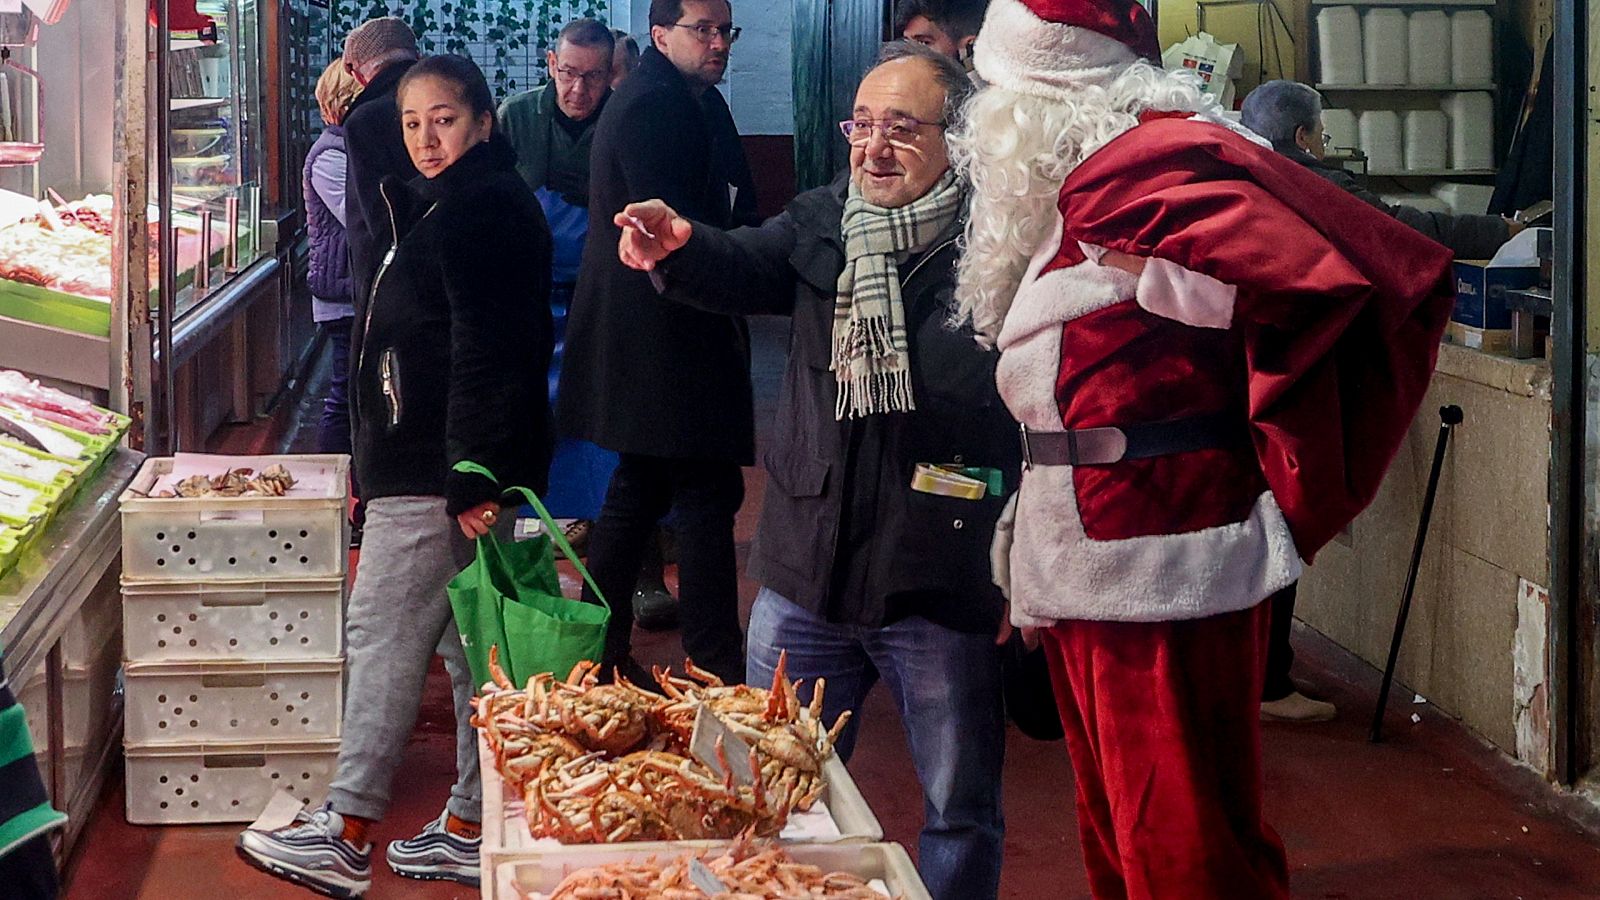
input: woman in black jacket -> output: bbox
[238,55,552,898]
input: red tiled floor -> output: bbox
[64,319,1600,898]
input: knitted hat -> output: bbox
[974,0,1161,99]
[343,16,420,71]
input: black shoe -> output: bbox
[633,579,679,632]
[348,522,363,549]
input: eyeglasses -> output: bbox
[552,64,610,87]
[838,116,945,146]
[668,22,742,44]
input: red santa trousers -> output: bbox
[1042,601,1289,900]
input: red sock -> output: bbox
[445,813,480,840]
[340,814,373,845]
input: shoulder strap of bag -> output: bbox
[452,460,610,611]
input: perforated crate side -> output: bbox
[122,578,345,663]
[123,660,343,745]
[124,740,341,825]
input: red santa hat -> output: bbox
[975,0,1162,99]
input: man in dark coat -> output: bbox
[558,0,757,684]
[341,17,421,370]
[613,43,1015,900]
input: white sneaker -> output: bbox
[385,810,480,887]
[1260,691,1337,722]
[236,804,372,898]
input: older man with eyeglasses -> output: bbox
[500,20,681,626]
[612,41,1015,900]
[559,0,759,688]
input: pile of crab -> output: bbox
[472,647,851,844]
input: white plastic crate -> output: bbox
[119,454,350,581]
[493,842,931,900]
[479,732,884,879]
[123,659,342,745]
[124,739,340,824]
[122,577,345,663]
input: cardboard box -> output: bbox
[1453,259,1537,330]
[1444,321,1514,354]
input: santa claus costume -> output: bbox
[953,1,1457,897]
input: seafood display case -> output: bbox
[161,0,269,320]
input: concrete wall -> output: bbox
[1297,344,1553,769]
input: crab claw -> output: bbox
[683,657,726,687]
[487,644,513,689]
[825,709,853,748]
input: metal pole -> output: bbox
[155,0,177,454]
[1370,405,1463,743]
[111,0,153,433]
[1549,0,1586,786]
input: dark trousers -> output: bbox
[316,316,353,457]
[0,834,59,900]
[1261,582,1298,702]
[316,316,363,524]
[583,454,745,683]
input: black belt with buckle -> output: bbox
[1020,412,1249,469]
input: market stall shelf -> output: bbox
[0,447,142,858]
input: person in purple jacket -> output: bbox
[306,60,361,464]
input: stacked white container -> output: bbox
[1311,0,1500,180]
[118,454,351,824]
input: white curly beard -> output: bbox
[947,62,1227,346]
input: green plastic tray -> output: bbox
[0,278,111,336]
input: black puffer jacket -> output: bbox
[353,136,554,514]
[657,175,1020,633]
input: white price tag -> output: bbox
[687,858,729,894]
[689,705,755,786]
[246,789,306,833]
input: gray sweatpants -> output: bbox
[327,495,500,824]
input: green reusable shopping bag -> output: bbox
[446,461,610,690]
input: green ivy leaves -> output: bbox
[331,0,611,99]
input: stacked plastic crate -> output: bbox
[118,454,350,824]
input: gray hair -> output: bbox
[864,39,976,128]
[1239,80,1323,150]
[558,18,616,55]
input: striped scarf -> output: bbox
[831,171,963,419]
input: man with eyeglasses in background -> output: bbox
[499,21,680,631]
[560,0,758,687]
[610,41,1012,900]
